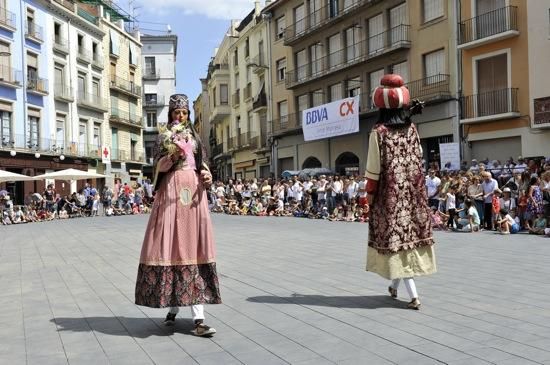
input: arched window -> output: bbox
[302,156,322,169]
[335,152,359,175]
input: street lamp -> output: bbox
[10,150,16,157]
[59,155,65,161]
[34,152,40,159]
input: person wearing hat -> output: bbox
[499,187,516,218]
[365,74,436,310]
[135,94,221,336]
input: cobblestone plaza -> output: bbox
[1,215,550,364]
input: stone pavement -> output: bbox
[1,214,550,365]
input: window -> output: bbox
[476,53,508,93]
[234,49,239,66]
[310,43,322,76]
[0,109,11,146]
[276,16,286,40]
[92,79,100,96]
[328,33,341,68]
[390,3,408,44]
[295,49,307,81]
[145,93,157,104]
[392,61,409,83]
[147,112,157,128]
[423,49,445,80]
[310,0,322,27]
[369,69,385,107]
[329,83,342,101]
[54,66,64,91]
[79,121,87,154]
[312,89,323,106]
[245,38,250,58]
[77,34,84,54]
[294,4,305,36]
[27,114,39,149]
[54,23,61,43]
[77,73,86,96]
[220,84,229,105]
[0,41,10,79]
[26,8,35,36]
[329,0,339,18]
[247,111,253,132]
[346,77,361,97]
[93,124,101,148]
[368,14,384,55]
[92,42,98,61]
[276,58,286,81]
[26,52,38,83]
[345,26,360,62]
[109,30,119,56]
[212,87,217,106]
[55,116,65,149]
[297,94,308,124]
[111,128,118,152]
[423,0,444,23]
[145,57,155,75]
[278,100,288,123]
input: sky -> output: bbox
[132,0,258,110]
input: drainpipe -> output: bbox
[264,10,276,177]
[456,0,464,160]
[19,0,28,153]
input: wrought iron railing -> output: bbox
[110,75,142,97]
[144,95,165,107]
[285,25,410,88]
[459,6,518,45]
[143,68,160,79]
[407,74,451,101]
[53,35,69,53]
[272,112,302,135]
[27,76,48,94]
[253,90,267,110]
[0,7,16,29]
[77,48,92,63]
[0,66,22,86]
[461,88,519,119]
[54,84,73,100]
[77,91,108,110]
[109,107,142,127]
[25,21,43,42]
[53,0,76,12]
[78,7,98,25]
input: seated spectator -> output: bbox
[497,208,519,234]
[59,207,69,219]
[430,206,447,231]
[529,212,547,235]
[456,199,480,232]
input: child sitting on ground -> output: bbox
[496,208,519,234]
[430,206,447,230]
[529,212,548,235]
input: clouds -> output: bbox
[137,0,256,20]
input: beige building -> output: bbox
[263,0,460,175]
[193,78,210,157]
[459,0,550,160]
[227,3,271,180]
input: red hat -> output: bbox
[372,74,410,109]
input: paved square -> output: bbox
[1,215,550,364]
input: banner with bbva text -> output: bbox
[301,95,360,142]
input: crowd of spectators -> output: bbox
[426,156,550,237]
[208,175,370,222]
[0,179,154,225]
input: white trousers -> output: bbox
[390,278,418,299]
[169,305,205,321]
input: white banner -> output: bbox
[302,95,360,142]
[101,146,111,164]
[439,142,460,171]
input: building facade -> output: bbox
[193,78,211,158]
[459,0,550,161]
[263,0,460,176]
[141,33,177,179]
[227,2,271,180]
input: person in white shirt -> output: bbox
[445,186,456,228]
[292,180,303,206]
[345,176,358,204]
[332,176,343,204]
[481,171,498,230]
[357,177,368,207]
[317,176,327,205]
[425,170,441,208]
[497,208,520,234]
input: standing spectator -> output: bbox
[525,176,544,230]
[316,175,327,207]
[492,189,502,229]
[345,176,358,204]
[357,176,368,207]
[332,175,343,205]
[292,178,303,207]
[43,184,56,212]
[445,186,456,228]
[102,186,113,215]
[542,171,550,217]
[326,176,335,213]
[481,171,498,230]
[425,170,441,208]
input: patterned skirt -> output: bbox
[135,167,222,308]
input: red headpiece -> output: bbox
[372,74,410,109]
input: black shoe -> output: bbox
[163,312,176,326]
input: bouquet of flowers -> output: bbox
[158,121,194,159]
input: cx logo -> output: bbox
[339,101,355,117]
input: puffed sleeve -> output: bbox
[365,130,380,194]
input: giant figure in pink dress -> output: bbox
[365,74,436,310]
[135,94,221,336]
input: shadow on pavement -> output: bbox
[247,294,408,309]
[50,316,196,338]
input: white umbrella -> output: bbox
[0,170,36,183]
[34,168,105,180]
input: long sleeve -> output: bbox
[366,130,381,194]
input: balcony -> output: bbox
[458,6,519,49]
[77,48,92,64]
[27,76,49,95]
[0,66,22,88]
[272,112,302,136]
[283,0,379,45]
[77,7,98,25]
[407,74,451,103]
[143,68,160,80]
[232,90,240,107]
[211,143,224,157]
[144,96,165,108]
[210,101,231,124]
[461,88,519,124]
[92,54,103,70]
[252,89,268,112]
[110,148,145,163]
[244,83,252,101]
[54,84,74,102]
[52,0,76,12]
[229,132,253,151]
[0,134,98,159]
[109,108,142,128]
[249,54,268,74]
[77,91,108,112]
[53,35,69,54]
[25,21,43,43]
[0,7,16,31]
[209,63,229,79]
[110,75,142,98]
[533,97,550,128]
[285,25,410,88]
